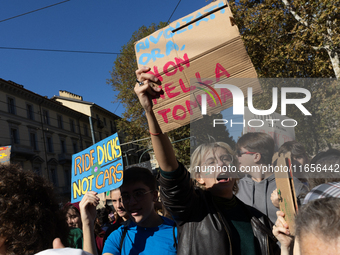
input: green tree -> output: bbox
[191,113,236,149]
[227,0,339,79]
[224,0,340,154]
[108,22,190,165]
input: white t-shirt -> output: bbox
[35,248,92,255]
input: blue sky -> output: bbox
[0,0,210,117]
[221,107,243,142]
[1,0,243,141]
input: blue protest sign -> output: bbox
[71,133,123,203]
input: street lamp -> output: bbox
[122,148,135,166]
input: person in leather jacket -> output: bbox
[134,66,280,255]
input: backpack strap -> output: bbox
[119,226,128,252]
[119,219,131,252]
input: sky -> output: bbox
[0,0,210,116]
[0,0,243,141]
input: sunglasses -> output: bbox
[237,150,258,157]
[121,189,153,203]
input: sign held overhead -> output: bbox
[71,133,124,203]
[135,0,259,132]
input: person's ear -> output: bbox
[152,190,158,202]
[254,153,262,163]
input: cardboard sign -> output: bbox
[243,107,295,151]
[135,0,259,132]
[274,151,298,235]
[0,146,11,165]
[71,133,124,203]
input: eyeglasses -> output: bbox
[237,150,258,157]
[204,154,233,166]
[121,189,154,203]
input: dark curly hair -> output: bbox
[0,164,69,254]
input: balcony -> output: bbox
[11,144,35,159]
[58,153,72,164]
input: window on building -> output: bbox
[85,141,92,148]
[43,110,50,125]
[96,114,104,129]
[33,166,41,176]
[57,115,63,129]
[10,128,19,144]
[32,158,43,176]
[51,168,58,186]
[70,119,75,133]
[7,97,16,114]
[27,104,34,120]
[30,133,38,150]
[72,141,78,153]
[103,117,107,126]
[46,136,53,152]
[60,139,66,153]
[64,167,71,190]
[83,123,89,136]
[99,132,102,141]
[110,120,116,133]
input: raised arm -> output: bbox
[134,66,178,172]
[79,192,99,255]
[272,210,294,255]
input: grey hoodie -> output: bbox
[236,174,308,223]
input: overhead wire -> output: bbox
[113,102,121,115]
[0,0,184,55]
[0,46,128,55]
[0,0,127,55]
[0,0,71,23]
[112,0,184,115]
[0,0,221,128]
[167,0,182,24]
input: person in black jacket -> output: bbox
[134,66,280,255]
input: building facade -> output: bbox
[0,79,96,200]
[53,90,147,167]
[0,79,149,202]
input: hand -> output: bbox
[79,191,99,226]
[272,211,293,252]
[135,66,162,113]
[271,188,280,208]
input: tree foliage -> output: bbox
[191,113,236,149]
[225,0,340,154]
[228,0,339,79]
[108,23,167,138]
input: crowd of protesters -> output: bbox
[0,66,339,255]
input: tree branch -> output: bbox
[281,0,308,27]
